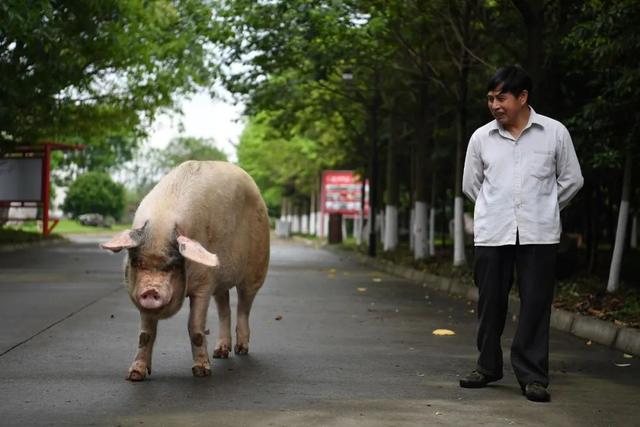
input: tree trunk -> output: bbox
[453,0,472,267]
[429,167,437,256]
[384,112,399,251]
[588,183,600,274]
[607,154,632,292]
[512,0,546,110]
[309,189,316,236]
[413,83,430,260]
[631,213,638,249]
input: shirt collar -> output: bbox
[488,106,544,138]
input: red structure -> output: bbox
[0,142,84,236]
[320,170,369,216]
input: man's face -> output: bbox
[487,85,528,127]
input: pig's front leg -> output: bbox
[128,314,158,381]
[188,293,212,377]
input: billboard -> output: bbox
[0,158,43,202]
[321,170,369,216]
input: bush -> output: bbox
[63,172,125,220]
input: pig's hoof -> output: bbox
[127,361,149,381]
[234,343,249,355]
[192,364,211,377]
[127,369,146,381]
[213,345,230,359]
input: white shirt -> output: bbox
[462,108,583,246]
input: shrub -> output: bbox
[63,172,125,220]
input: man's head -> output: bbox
[486,66,532,128]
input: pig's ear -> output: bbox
[100,230,141,253]
[176,235,219,268]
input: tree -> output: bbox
[564,0,640,291]
[63,171,125,220]
[1,0,220,149]
[154,136,228,173]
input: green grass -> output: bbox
[1,220,131,245]
[0,228,62,245]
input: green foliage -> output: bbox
[63,171,125,220]
[153,136,229,174]
[122,136,228,210]
[564,0,640,169]
[1,0,220,147]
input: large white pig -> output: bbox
[101,161,270,381]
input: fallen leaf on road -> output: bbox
[275,315,283,321]
[614,363,631,367]
[357,287,367,292]
[624,354,633,359]
[329,269,337,273]
[372,277,382,282]
[432,329,455,336]
[435,411,443,416]
[586,340,592,346]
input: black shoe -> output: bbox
[523,382,551,402]
[459,370,502,388]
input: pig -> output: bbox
[100,161,270,381]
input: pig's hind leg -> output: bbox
[235,287,258,355]
[213,290,232,359]
[189,293,213,377]
[127,314,158,381]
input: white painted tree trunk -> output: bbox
[607,199,630,292]
[316,211,323,237]
[363,217,371,246]
[429,206,436,256]
[383,205,398,251]
[631,214,637,249]
[280,197,287,221]
[309,212,316,236]
[323,214,329,239]
[378,210,385,247]
[301,214,309,234]
[354,213,363,245]
[309,193,316,236]
[291,206,300,234]
[453,196,467,266]
[341,218,348,242]
[409,208,415,250]
[607,156,632,293]
[414,201,428,260]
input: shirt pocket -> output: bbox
[529,150,555,180]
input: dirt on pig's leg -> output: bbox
[235,287,257,355]
[213,289,231,359]
[128,314,158,381]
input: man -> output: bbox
[461,66,583,402]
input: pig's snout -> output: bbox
[138,289,166,310]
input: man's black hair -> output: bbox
[487,65,532,98]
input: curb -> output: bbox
[309,241,639,357]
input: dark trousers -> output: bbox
[474,241,557,387]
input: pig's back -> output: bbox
[135,161,270,290]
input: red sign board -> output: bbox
[321,170,369,216]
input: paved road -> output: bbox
[0,236,638,426]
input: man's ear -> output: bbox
[519,89,529,105]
